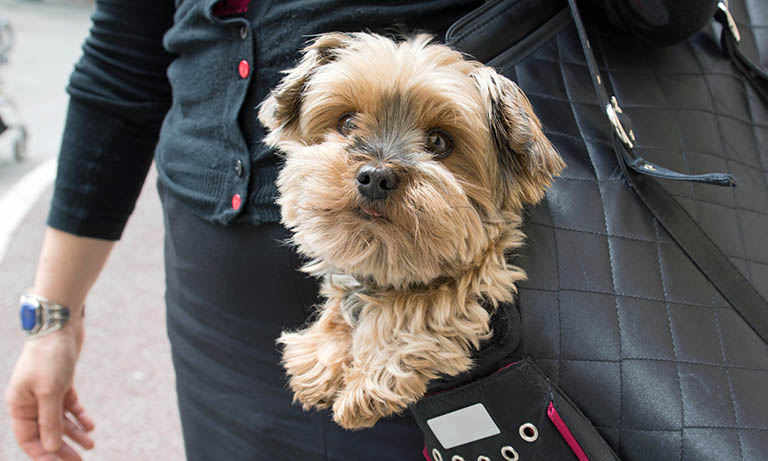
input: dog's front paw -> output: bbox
[279,330,346,410]
[331,367,415,430]
[331,383,388,430]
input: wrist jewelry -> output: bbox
[19,294,71,338]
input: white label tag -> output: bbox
[426,403,501,449]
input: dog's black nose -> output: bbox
[356,164,399,201]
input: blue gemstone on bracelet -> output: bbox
[20,302,37,331]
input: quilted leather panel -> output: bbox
[502,1,768,459]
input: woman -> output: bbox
[5,1,484,459]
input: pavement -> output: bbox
[0,0,91,196]
[0,1,184,460]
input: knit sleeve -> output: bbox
[47,0,176,240]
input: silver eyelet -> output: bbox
[451,456,465,461]
[501,445,519,461]
[519,423,539,442]
[432,448,443,461]
[477,456,491,461]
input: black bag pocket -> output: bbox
[411,358,619,461]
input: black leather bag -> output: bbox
[411,1,768,459]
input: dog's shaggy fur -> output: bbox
[259,32,564,429]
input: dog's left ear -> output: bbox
[471,67,565,205]
[259,33,351,145]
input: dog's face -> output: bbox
[260,33,563,288]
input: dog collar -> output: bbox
[356,274,456,293]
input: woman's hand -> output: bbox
[5,319,95,461]
[6,228,114,459]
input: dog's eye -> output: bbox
[425,129,453,158]
[337,113,357,136]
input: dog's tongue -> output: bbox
[360,205,383,218]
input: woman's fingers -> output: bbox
[21,438,82,461]
[37,391,65,453]
[20,438,49,459]
[63,388,94,432]
[19,415,92,461]
[12,389,94,460]
[63,415,95,450]
[34,455,59,461]
[34,440,83,461]
[56,440,84,461]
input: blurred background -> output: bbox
[0,0,183,459]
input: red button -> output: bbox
[238,60,250,79]
[231,193,242,210]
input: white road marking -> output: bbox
[0,158,57,262]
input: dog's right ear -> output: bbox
[259,33,350,145]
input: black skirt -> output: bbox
[160,186,424,460]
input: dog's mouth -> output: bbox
[358,205,384,220]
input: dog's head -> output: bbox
[260,33,564,288]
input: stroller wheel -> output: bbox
[13,127,27,161]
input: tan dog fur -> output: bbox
[258,33,564,429]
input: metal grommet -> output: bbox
[519,423,539,442]
[432,448,443,461]
[477,456,491,461]
[501,445,519,461]
[642,163,656,171]
[451,456,465,461]
[239,24,248,40]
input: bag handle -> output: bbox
[567,0,768,345]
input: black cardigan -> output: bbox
[48,0,481,240]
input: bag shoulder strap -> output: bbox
[568,0,768,345]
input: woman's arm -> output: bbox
[32,227,115,316]
[50,0,176,241]
[6,0,176,458]
[6,228,114,459]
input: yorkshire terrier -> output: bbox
[259,32,564,430]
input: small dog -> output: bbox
[259,33,564,429]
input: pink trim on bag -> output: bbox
[212,0,250,16]
[422,445,433,461]
[547,401,589,461]
[495,361,519,374]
